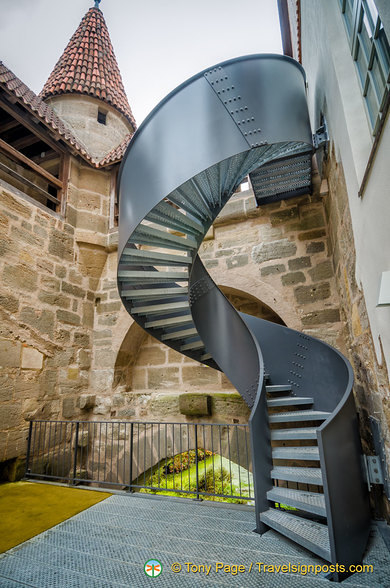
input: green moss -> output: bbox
[134,450,253,505]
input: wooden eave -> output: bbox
[0,87,93,165]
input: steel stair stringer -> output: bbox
[117,54,371,581]
[242,314,371,579]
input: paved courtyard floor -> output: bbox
[0,492,389,587]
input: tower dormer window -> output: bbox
[97,110,107,125]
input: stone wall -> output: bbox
[0,156,114,476]
[324,151,390,518]
[200,178,344,350]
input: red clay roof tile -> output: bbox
[98,132,132,167]
[40,7,136,129]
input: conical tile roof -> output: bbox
[40,6,136,128]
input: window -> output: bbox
[97,110,107,125]
[340,0,390,134]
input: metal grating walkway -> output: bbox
[0,492,389,587]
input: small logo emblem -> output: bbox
[144,559,163,577]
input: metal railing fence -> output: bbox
[25,420,254,501]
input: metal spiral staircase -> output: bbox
[117,55,371,580]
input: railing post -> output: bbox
[25,420,33,478]
[72,421,80,486]
[128,422,134,493]
[194,424,200,500]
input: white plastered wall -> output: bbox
[300,0,390,372]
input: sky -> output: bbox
[0,0,283,125]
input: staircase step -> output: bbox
[147,201,205,236]
[180,339,204,352]
[201,352,212,361]
[168,191,209,222]
[122,287,188,300]
[266,385,292,394]
[271,427,318,441]
[118,269,188,282]
[132,301,189,316]
[260,509,331,561]
[269,410,330,423]
[145,315,194,329]
[161,327,198,341]
[121,248,192,267]
[272,447,320,461]
[267,487,326,517]
[267,397,313,408]
[130,224,197,251]
[271,466,323,485]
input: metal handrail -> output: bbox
[25,420,255,502]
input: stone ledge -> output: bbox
[179,393,211,416]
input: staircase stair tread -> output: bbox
[161,327,198,341]
[267,487,326,517]
[267,397,313,407]
[271,427,318,440]
[131,224,198,250]
[260,508,331,561]
[180,339,205,351]
[266,385,292,393]
[272,446,320,461]
[271,466,323,485]
[269,410,330,423]
[145,315,194,328]
[122,287,188,300]
[132,301,189,315]
[148,201,205,235]
[118,269,188,280]
[121,248,192,266]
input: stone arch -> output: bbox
[220,285,286,325]
[212,267,302,330]
[126,285,287,400]
[113,320,148,389]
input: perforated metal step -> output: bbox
[161,327,198,341]
[145,314,194,328]
[260,508,331,561]
[118,269,189,281]
[180,339,205,351]
[271,427,318,440]
[130,224,198,250]
[271,466,323,485]
[267,487,326,517]
[120,248,192,266]
[121,286,189,300]
[267,396,313,408]
[132,301,189,316]
[269,410,330,423]
[272,446,320,461]
[266,385,292,394]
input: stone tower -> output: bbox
[40,3,136,161]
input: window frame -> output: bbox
[340,0,390,135]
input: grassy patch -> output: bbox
[0,481,111,553]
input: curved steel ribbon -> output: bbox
[117,54,370,576]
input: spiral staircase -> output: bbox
[117,55,371,580]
